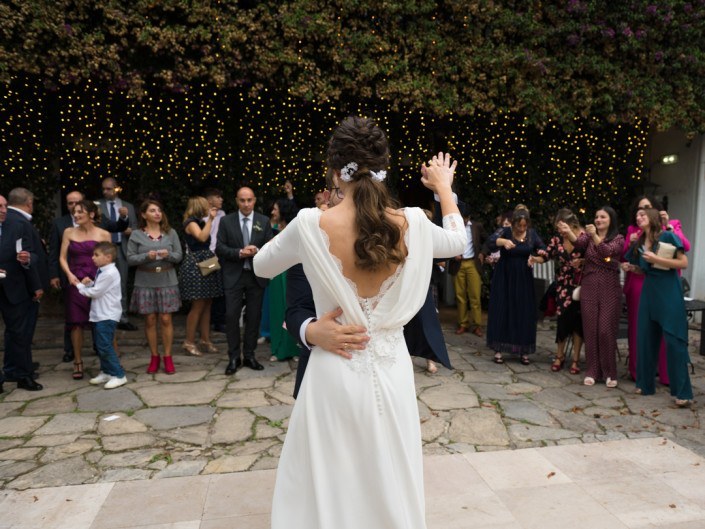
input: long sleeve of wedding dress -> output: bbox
[254,207,465,529]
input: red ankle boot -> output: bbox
[163,355,175,374]
[147,355,160,374]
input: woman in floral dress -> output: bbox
[546,209,584,374]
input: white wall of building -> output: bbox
[649,129,704,299]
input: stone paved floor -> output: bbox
[0,310,702,492]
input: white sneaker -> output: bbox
[104,376,127,389]
[89,372,111,385]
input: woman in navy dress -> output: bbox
[486,209,547,365]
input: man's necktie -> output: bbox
[242,217,251,270]
[109,202,119,244]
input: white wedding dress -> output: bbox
[254,207,466,529]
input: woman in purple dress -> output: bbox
[59,200,111,380]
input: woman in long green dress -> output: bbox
[624,207,693,407]
[269,199,301,361]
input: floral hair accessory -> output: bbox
[339,161,386,183]
[340,162,358,182]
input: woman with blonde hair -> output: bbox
[178,196,223,356]
[127,200,183,374]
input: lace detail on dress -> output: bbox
[318,225,406,377]
[443,213,464,232]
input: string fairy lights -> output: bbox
[1,76,648,229]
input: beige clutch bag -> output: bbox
[653,241,676,270]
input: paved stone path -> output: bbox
[0,311,702,491]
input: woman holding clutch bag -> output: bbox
[179,196,224,356]
[623,207,693,407]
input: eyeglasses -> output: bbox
[102,187,115,191]
[331,187,344,199]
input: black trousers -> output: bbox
[225,270,265,359]
[0,288,36,381]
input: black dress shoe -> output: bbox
[4,372,40,382]
[118,321,138,331]
[225,357,242,375]
[62,351,75,362]
[17,377,43,391]
[242,357,264,371]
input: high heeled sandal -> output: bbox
[550,357,565,372]
[675,398,692,407]
[569,362,581,375]
[199,340,219,354]
[72,361,84,380]
[493,353,504,364]
[183,341,202,356]
[520,355,531,365]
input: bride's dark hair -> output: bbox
[326,116,405,271]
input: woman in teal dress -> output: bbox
[624,207,693,406]
[268,199,300,361]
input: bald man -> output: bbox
[216,187,273,374]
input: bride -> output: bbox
[254,116,466,529]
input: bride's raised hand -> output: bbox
[421,151,457,192]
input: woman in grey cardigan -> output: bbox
[127,200,183,374]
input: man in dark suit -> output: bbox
[216,186,273,374]
[284,178,454,398]
[97,177,138,330]
[50,189,130,361]
[0,189,44,391]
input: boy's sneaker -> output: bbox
[104,376,127,389]
[89,372,111,385]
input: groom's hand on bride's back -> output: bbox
[306,307,369,360]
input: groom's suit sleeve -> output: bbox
[285,263,316,399]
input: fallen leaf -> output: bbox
[669,504,676,508]
[547,471,556,478]
[660,439,668,445]
[33,496,38,502]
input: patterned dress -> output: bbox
[545,235,584,343]
[178,217,224,301]
[573,232,624,382]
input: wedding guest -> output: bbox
[452,209,486,337]
[179,197,223,356]
[77,242,127,389]
[97,177,139,330]
[59,200,111,380]
[622,195,690,383]
[216,187,273,374]
[624,207,693,406]
[204,188,227,334]
[547,208,584,374]
[268,198,300,362]
[562,206,624,388]
[127,200,183,374]
[49,190,129,362]
[486,209,547,365]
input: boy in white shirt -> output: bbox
[77,242,126,389]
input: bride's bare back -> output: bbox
[319,203,408,299]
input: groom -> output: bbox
[285,174,454,398]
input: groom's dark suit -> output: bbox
[216,211,273,364]
[285,264,452,398]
